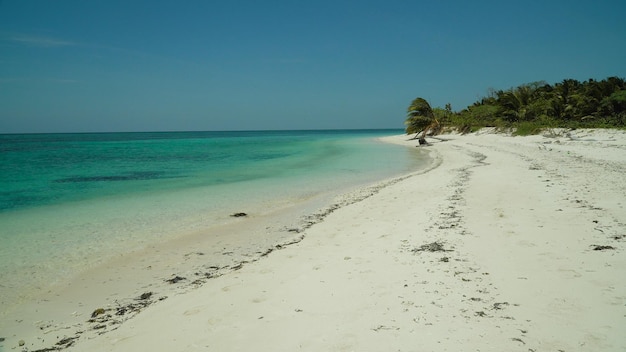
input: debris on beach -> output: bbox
[413,241,451,253]
[372,325,400,332]
[165,276,186,284]
[259,247,274,257]
[91,308,106,318]
[230,212,248,217]
[492,302,509,310]
[591,245,615,251]
[511,337,526,345]
[230,262,245,270]
[138,291,153,300]
[56,336,78,348]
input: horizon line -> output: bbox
[0,127,405,136]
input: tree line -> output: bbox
[405,76,626,137]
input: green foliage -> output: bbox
[407,97,434,119]
[512,121,544,136]
[406,76,626,134]
[405,97,437,135]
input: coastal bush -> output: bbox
[406,76,626,135]
[512,121,544,136]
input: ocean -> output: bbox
[0,129,427,311]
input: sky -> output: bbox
[1,0,625,133]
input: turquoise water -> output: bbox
[0,129,426,309]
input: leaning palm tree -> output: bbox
[404,97,439,144]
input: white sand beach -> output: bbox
[4,129,626,351]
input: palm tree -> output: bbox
[404,97,439,144]
[496,83,542,121]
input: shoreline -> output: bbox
[3,129,626,351]
[0,131,424,315]
[0,135,433,351]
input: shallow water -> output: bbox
[0,130,427,310]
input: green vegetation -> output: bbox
[404,97,439,143]
[406,76,626,136]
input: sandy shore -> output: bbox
[4,129,625,351]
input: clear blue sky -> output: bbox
[1,0,625,133]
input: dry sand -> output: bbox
[3,129,625,351]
